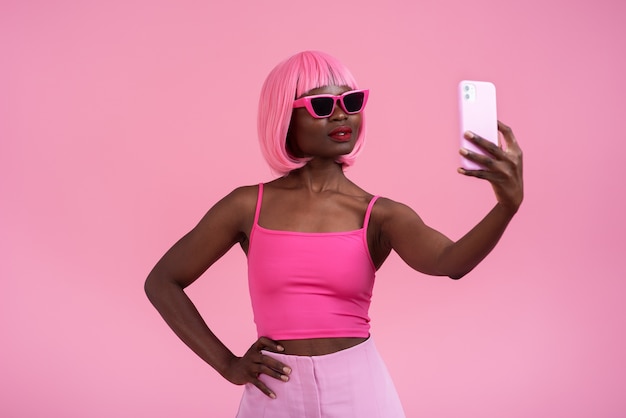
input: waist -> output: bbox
[273,336,369,356]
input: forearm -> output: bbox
[437,202,517,279]
[144,275,236,377]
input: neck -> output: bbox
[285,161,348,192]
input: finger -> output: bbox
[256,336,285,353]
[251,378,277,399]
[457,167,499,184]
[459,147,496,169]
[497,121,524,168]
[463,131,503,158]
[259,353,292,377]
[457,166,496,181]
[497,120,519,149]
[257,361,290,382]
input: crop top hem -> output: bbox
[262,330,371,340]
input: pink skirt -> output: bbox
[236,338,406,418]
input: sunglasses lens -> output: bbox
[310,97,335,117]
[343,91,365,113]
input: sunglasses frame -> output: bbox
[292,89,369,119]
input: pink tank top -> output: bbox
[247,184,378,340]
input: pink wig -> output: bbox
[257,51,367,176]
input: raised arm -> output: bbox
[379,121,523,279]
[144,186,290,398]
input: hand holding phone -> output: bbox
[458,80,498,170]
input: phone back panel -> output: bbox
[458,80,498,170]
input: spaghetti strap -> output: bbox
[363,196,379,231]
[361,196,380,272]
[253,183,264,226]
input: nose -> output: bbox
[329,99,348,121]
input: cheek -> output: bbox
[352,114,364,137]
[285,118,313,156]
[290,114,324,140]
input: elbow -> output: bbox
[144,274,158,303]
[436,261,469,280]
[439,257,473,280]
[447,270,469,280]
[144,272,169,304]
[435,247,471,281]
[144,270,186,305]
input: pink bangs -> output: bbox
[257,51,367,176]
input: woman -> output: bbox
[144,50,523,417]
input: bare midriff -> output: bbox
[276,336,369,356]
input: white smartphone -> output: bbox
[458,80,498,170]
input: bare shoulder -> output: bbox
[370,196,431,244]
[219,184,259,209]
[371,196,424,225]
[362,196,428,268]
[195,184,260,235]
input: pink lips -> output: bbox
[328,126,353,142]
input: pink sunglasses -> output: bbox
[292,89,369,119]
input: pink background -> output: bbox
[2,0,625,417]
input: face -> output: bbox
[286,85,363,162]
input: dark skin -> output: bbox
[144,85,524,399]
